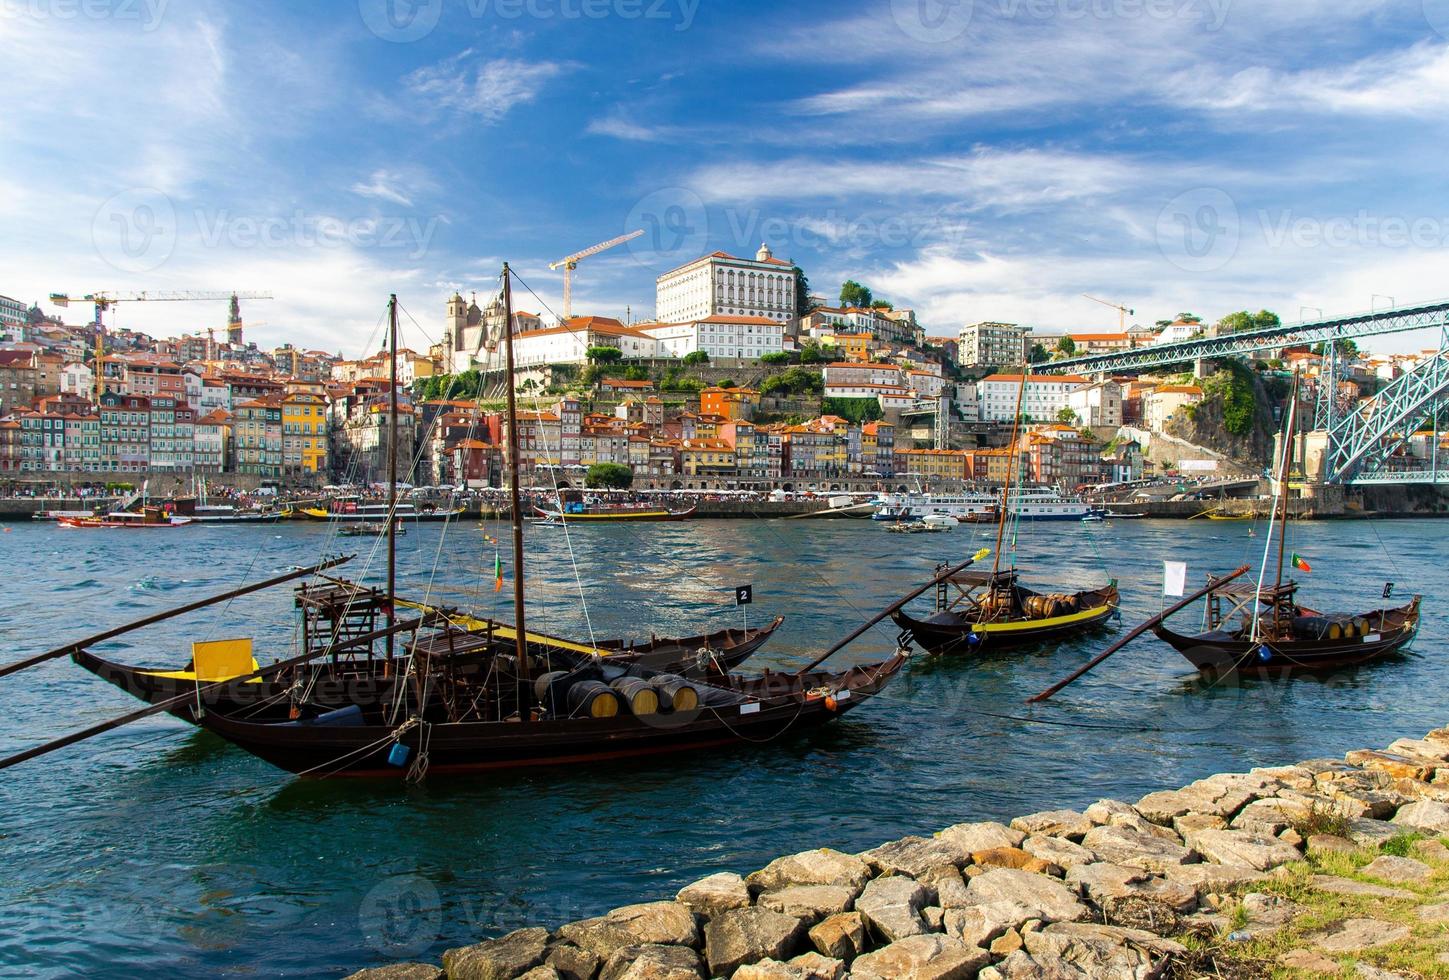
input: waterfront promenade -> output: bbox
[349,724,1449,980]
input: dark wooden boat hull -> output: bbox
[194,657,906,778]
[70,617,784,722]
[533,505,696,522]
[1153,599,1421,675]
[892,586,1119,655]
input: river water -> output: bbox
[0,515,1440,977]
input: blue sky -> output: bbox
[4,0,1449,355]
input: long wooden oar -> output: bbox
[0,611,444,772]
[0,555,356,681]
[1026,564,1251,703]
[794,548,992,676]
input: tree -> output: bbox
[1028,343,1050,364]
[839,280,872,309]
[761,351,791,365]
[586,346,623,364]
[1056,407,1080,426]
[1217,310,1281,334]
[869,299,894,311]
[799,342,827,364]
[586,462,634,489]
[793,266,814,317]
[717,378,736,388]
[1055,336,1077,356]
[682,350,709,366]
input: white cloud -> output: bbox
[405,52,566,123]
[350,170,416,207]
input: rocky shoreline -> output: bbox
[348,726,1449,980]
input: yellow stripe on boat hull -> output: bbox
[972,604,1115,634]
[544,511,675,521]
[393,598,612,657]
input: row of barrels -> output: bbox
[1293,615,1376,640]
[1022,594,1080,621]
[534,671,702,719]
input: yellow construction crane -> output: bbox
[1082,294,1134,332]
[48,290,273,406]
[549,231,644,319]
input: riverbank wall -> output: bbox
[348,724,1449,980]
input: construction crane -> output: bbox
[549,231,643,319]
[48,290,273,406]
[1082,294,1134,332]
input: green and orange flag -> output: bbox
[1291,552,1312,573]
[493,549,504,592]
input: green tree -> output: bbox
[793,266,814,317]
[1055,336,1077,356]
[1217,310,1281,334]
[717,378,736,388]
[760,351,791,365]
[682,350,709,366]
[869,299,894,311]
[586,346,623,363]
[1056,407,1080,425]
[760,367,824,397]
[1028,343,1050,364]
[839,280,872,308]
[799,342,826,364]
[585,462,634,489]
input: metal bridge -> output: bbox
[1040,298,1449,377]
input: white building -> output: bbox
[655,244,799,328]
[1065,380,1123,427]
[958,322,1031,368]
[639,315,785,360]
[487,317,661,369]
[823,362,906,388]
[1143,384,1204,431]
[976,374,1090,423]
[59,362,93,397]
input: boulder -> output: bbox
[343,966,445,980]
[993,922,1185,979]
[861,835,971,877]
[806,911,868,961]
[850,934,990,980]
[942,901,1040,948]
[855,875,930,943]
[518,968,562,980]
[599,944,704,980]
[1306,834,1357,855]
[1066,863,1197,913]
[676,872,752,918]
[704,907,805,977]
[546,944,602,980]
[1345,817,1402,847]
[1310,918,1411,954]
[731,961,801,980]
[1161,863,1265,896]
[1418,903,1449,923]
[1390,737,1449,762]
[939,821,1025,853]
[757,885,855,926]
[1414,838,1449,862]
[557,904,700,959]
[787,952,846,980]
[1280,949,1340,973]
[1236,892,1305,937]
[443,927,551,980]
[747,850,872,898]
[990,929,1023,956]
[1136,782,1253,824]
[971,847,1057,875]
[1393,800,1449,833]
[1181,829,1300,871]
[1083,800,1140,826]
[923,865,972,909]
[1021,836,1096,869]
[1080,825,1197,873]
[1309,875,1417,900]
[1172,812,1227,837]
[1010,810,1092,840]
[1317,769,1411,819]
[1346,749,1436,781]
[1231,798,1311,836]
[965,869,1086,924]
[1361,855,1433,884]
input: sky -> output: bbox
[3,0,1449,356]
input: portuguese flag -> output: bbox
[494,549,504,592]
[1291,552,1312,573]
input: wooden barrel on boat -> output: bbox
[568,680,620,718]
[1354,617,1371,637]
[534,670,572,712]
[610,678,659,716]
[649,674,699,711]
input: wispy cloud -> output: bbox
[350,169,416,207]
[405,52,567,123]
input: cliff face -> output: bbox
[1164,367,1277,469]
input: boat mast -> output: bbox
[386,294,399,661]
[992,372,1030,580]
[501,264,531,713]
[1271,371,1300,636]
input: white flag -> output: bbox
[1163,561,1187,598]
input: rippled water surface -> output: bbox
[0,516,1443,977]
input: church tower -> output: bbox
[226,293,243,346]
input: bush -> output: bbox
[760,352,791,365]
[682,351,709,366]
[585,462,633,489]
[821,397,883,424]
[760,367,824,397]
[586,346,623,363]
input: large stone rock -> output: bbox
[443,928,551,980]
[1306,834,1357,855]
[861,835,971,877]
[1393,800,1449,833]
[1388,737,1449,763]
[757,885,855,926]
[747,850,871,898]
[599,944,705,980]
[942,901,1039,947]
[546,944,602,980]
[1022,836,1096,869]
[788,952,846,980]
[992,922,1185,979]
[1172,812,1226,837]
[1066,863,1197,913]
[1361,855,1433,884]
[1280,948,1340,973]
[1346,749,1436,782]
[1310,918,1411,954]
[1231,798,1312,836]
[939,821,1026,853]
[704,907,806,977]
[850,934,990,980]
[1010,810,1092,840]
[1080,826,1197,873]
[677,873,752,918]
[970,847,1057,876]
[965,869,1086,924]
[1161,863,1265,896]
[344,966,445,980]
[1136,781,1254,824]
[1181,828,1300,871]
[925,865,972,909]
[1083,799,1140,826]
[1345,817,1402,847]
[557,904,700,959]
[855,875,930,942]
[1309,876,1417,900]
[806,911,867,961]
[1317,769,1412,819]
[517,968,562,980]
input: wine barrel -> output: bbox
[568,680,620,718]
[650,674,699,712]
[610,678,660,716]
[534,670,572,711]
[1355,617,1371,637]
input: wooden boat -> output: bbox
[285,498,466,522]
[893,568,1118,654]
[337,523,405,537]
[57,506,192,529]
[532,503,695,522]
